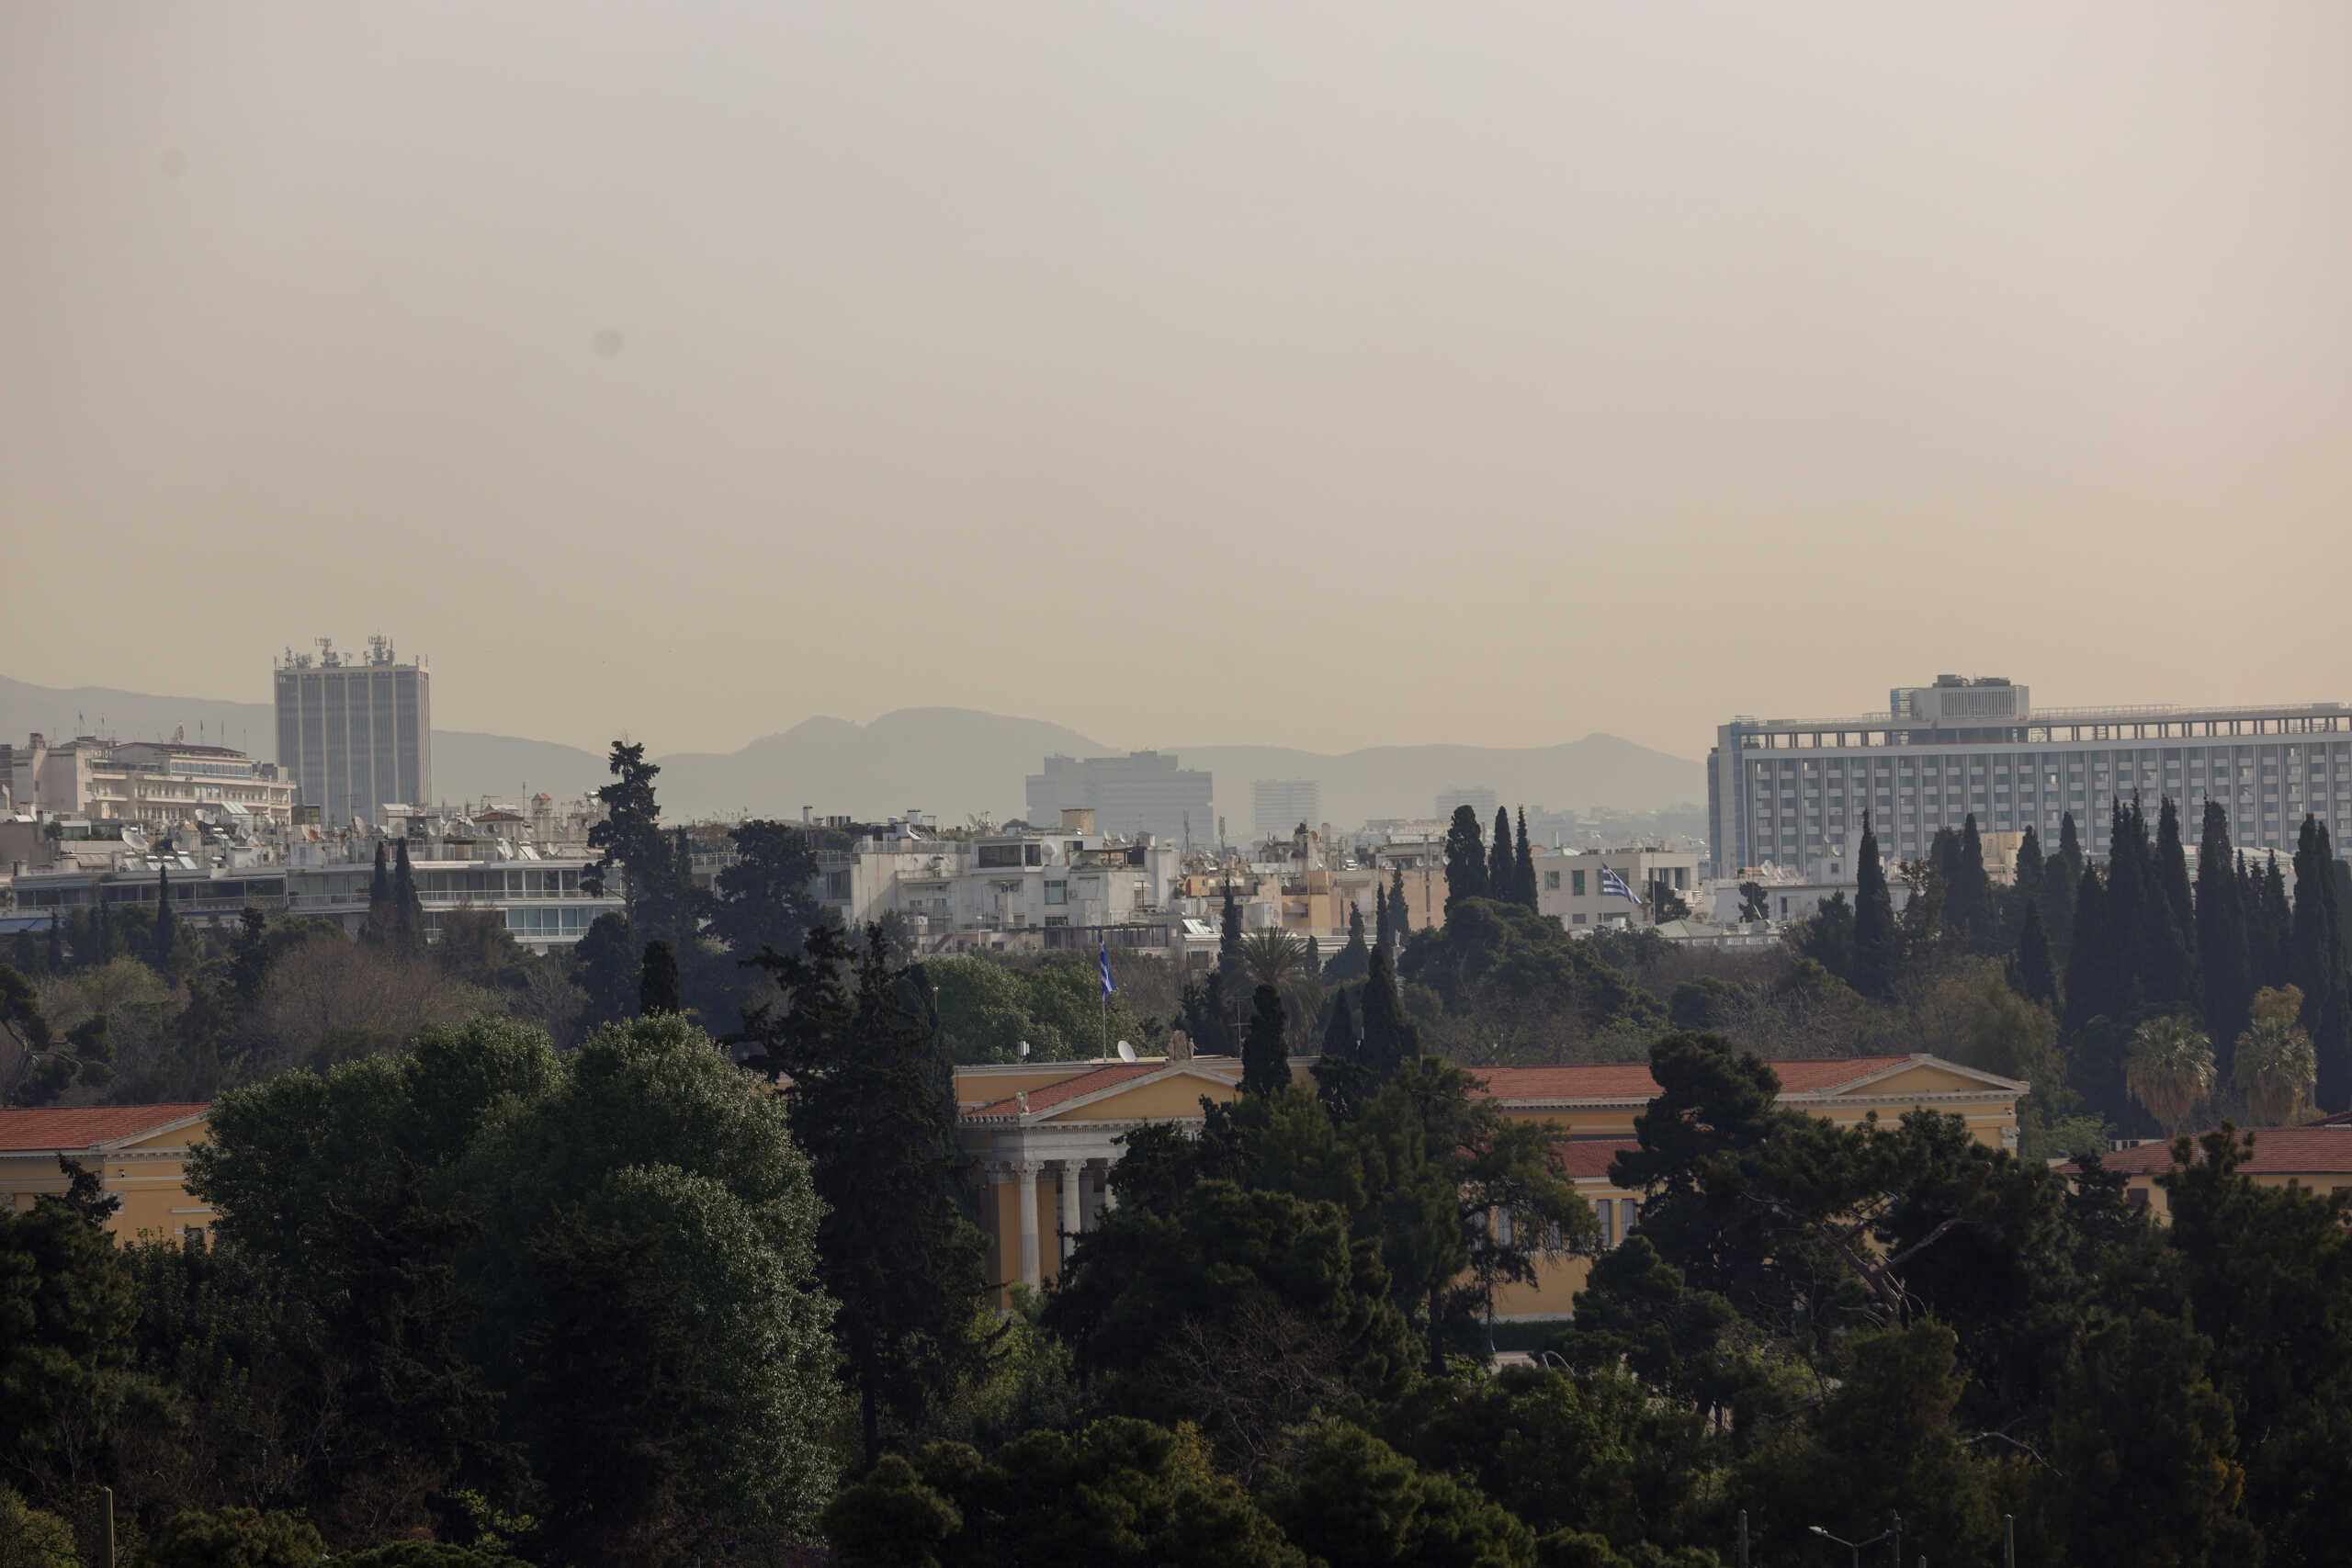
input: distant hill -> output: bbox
[1,677,1703,827]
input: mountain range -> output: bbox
[0,675,1704,829]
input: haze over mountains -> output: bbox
[0,675,1703,829]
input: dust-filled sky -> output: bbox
[5,2,2347,760]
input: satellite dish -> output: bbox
[1016,1040,1031,1060]
[1116,1040,1137,1063]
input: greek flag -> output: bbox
[1598,865,1641,904]
[1100,940,1117,1000]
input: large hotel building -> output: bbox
[1707,677,2352,878]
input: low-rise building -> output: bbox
[0,1104,213,1239]
[1532,848,1704,930]
[956,1051,2027,1314]
[2081,1125,2352,1216]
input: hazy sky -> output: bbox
[5,2,2347,761]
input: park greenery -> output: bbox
[3,746,2350,1563]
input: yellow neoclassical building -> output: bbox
[0,1103,214,1239]
[955,1053,2028,1317]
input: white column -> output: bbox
[1057,1157,1083,1265]
[1015,1160,1043,1291]
[1074,1163,1097,1234]
[1100,1158,1119,1213]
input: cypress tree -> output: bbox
[1512,807,1538,909]
[9,930,36,976]
[2146,796,2198,1005]
[1241,983,1289,1097]
[2104,798,2150,1014]
[1195,971,1238,1055]
[639,938,682,1016]
[91,901,115,966]
[2066,863,2116,1032]
[1852,812,1898,997]
[360,841,393,946]
[1218,879,1244,1001]
[2010,824,2045,940]
[1320,987,1357,1060]
[2290,817,2352,1111]
[1391,867,1409,936]
[2044,811,2083,960]
[2256,853,2294,988]
[2014,896,2059,1008]
[391,840,426,957]
[47,913,62,973]
[1488,807,1515,900]
[2194,801,2254,1066]
[1326,903,1370,985]
[1443,805,1488,908]
[152,864,177,974]
[1305,935,1322,977]
[1358,943,1419,1077]
[1948,814,1996,952]
[1374,883,1391,951]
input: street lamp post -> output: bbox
[1808,1515,1901,1568]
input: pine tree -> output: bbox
[1487,807,1515,899]
[2195,801,2254,1070]
[151,864,178,974]
[1390,867,1409,936]
[2014,896,2059,1008]
[1241,983,1289,1097]
[1852,812,1898,997]
[571,911,639,1030]
[228,906,271,1017]
[359,841,392,946]
[1358,943,1419,1077]
[639,938,682,1016]
[738,925,990,1463]
[391,840,427,957]
[1443,806,1488,908]
[2289,817,2352,1111]
[2066,863,2116,1032]
[1512,807,1538,909]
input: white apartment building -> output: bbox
[1532,848,1704,930]
[818,810,1183,950]
[1708,677,2352,877]
[1251,778,1321,841]
[8,734,299,830]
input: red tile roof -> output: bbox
[967,1064,1169,1121]
[2091,1127,2352,1177]
[1475,1055,1914,1102]
[1555,1139,1640,1179]
[0,1103,209,1151]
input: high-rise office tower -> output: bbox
[1252,778,1322,840]
[274,636,432,827]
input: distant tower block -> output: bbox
[274,637,432,828]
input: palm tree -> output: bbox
[2126,1013,2216,1137]
[1237,930,1322,1046]
[2233,1018,2317,1126]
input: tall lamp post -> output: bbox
[1808,1516,1900,1568]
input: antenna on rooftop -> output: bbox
[1116,1040,1137,1064]
[1017,1040,1031,1060]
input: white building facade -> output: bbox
[1708,677,2352,877]
[1532,848,1704,930]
